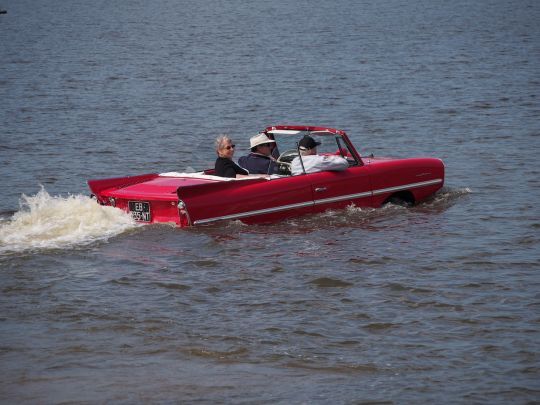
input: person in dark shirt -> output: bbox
[214,135,249,178]
[238,133,278,175]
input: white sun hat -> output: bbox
[249,133,276,149]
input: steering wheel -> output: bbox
[276,149,298,175]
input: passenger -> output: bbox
[291,135,349,175]
[214,135,249,178]
[238,133,278,175]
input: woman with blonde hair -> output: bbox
[214,135,249,178]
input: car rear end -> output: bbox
[88,174,214,227]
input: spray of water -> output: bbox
[0,187,138,254]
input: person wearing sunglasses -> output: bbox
[238,133,279,175]
[214,135,249,178]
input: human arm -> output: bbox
[292,155,349,175]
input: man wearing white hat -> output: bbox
[238,133,278,175]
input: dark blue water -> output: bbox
[1,0,539,403]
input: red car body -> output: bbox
[88,125,444,226]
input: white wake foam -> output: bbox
[0,187,138,254]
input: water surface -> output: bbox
[1,0,539,403]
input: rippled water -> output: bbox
[1,0,539,403]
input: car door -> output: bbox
[308,165,373,213]
[179,174,316,225]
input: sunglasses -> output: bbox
[224,144,236,150]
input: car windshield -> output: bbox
[272,131,357,164]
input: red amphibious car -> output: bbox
[88,125,444,227]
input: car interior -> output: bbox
[270,131,359,176]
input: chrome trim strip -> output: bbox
[314,191,372,206]
[193,178,443,225]
[372,178,443,195]
[193,200,314,225]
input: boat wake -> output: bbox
[0,187,138,255]
[314,186,471,224]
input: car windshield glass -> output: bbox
[273,132,357,164]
